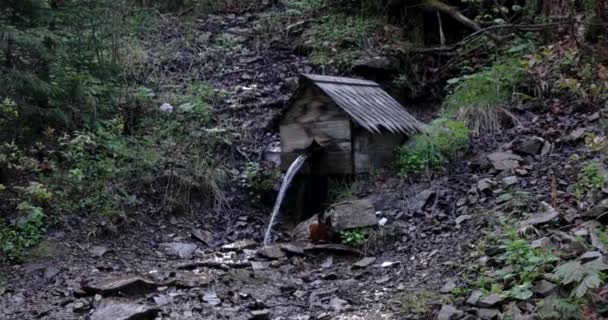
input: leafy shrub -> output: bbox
[0,201,45,261]
[340,227,369,247]
[497,225,559,300]
[395,119,469,176]
[443,56,527,134]
[240,162,281,204]
[573,162,607,201]
[308,13,401,68]
[551,259,608,298]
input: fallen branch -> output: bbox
[424,0,500,42]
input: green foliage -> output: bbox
[328,178,356,202]
[552,259,608,298]
[240,162,281,204]
[443,56,527,133]
[308,13,397,68]
[395,119,470,176]
[0,201,45,261]
[496,225,559,299]
[573,162,607,201]
[340,227,369,247]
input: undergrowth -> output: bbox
[395,119,469,176]
[443,56,527,134]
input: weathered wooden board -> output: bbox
[280,120,351,153]
[281,85,348,125]
[281,151,352,175]
[353,126,405,174]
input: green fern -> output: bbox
[552,259,608,298]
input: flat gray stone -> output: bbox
[352,257,376,268]
[83,276,170,295]
[437,304,459,320]
[487,152,523,171]
[501,176,519,188]
[90,246,109,257]
[257,245,285,259]
[251,309,271,320]
[440,279,456,293]
[221,239,257,252]
[466,290,483,305]
[580,251,603,262]
[532,280,557,298]
[477,293,503,308]
[159,242,198,259]
[44,266,60,279]
[476,308,501,319]
[327,199,377,231]
[90,300,159,320]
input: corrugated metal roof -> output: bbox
[301,74,425,134]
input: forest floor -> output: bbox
[0,5,606,320]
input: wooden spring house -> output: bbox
[280,74,425,175]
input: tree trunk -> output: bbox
[542,0,573,17]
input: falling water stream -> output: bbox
[263,152,311,246]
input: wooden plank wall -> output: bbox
[280,83,353,175]
[353,125,406,174]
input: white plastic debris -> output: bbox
[159,103,174,113]
[378,217,388,226]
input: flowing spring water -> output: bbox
[263,153,310,246]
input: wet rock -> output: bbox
[411,189,435,212]
[203,292,221,306]
[588,199,608,221]
[90,246,110,258]
[580,251,603,262]
[486,152,523,171]
[327,199,377,231]
[477,179,493,193]
[477,293,503,307]
[440,279,456,294]
[304,244,363,255]
[159,242,198,259]
[90,300,160,320]
[455,215,471,225]
[512,136,544,155]
[466,290,483,305]
[321,256,333,269]
[495,193,514,204]
[475,308,501,319]
[532,280,557,298]
[519,208,560,229]
[153,295,173,306]
[44,266,60,279]
[281,243,305,255]
[83,275,171,296]
[222,239,257,252]
[437,304,460,320]
[330,297,350,312]
[251,309,271,319]
[570,127,587,140]
[352,257,376,268]
[541,141,554,156]
[251,261,270,270]
[501,176,518,188]
[257,245,286,259]
[191,229,214,246]
[173,271,211,288]
[531,237,553,249]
